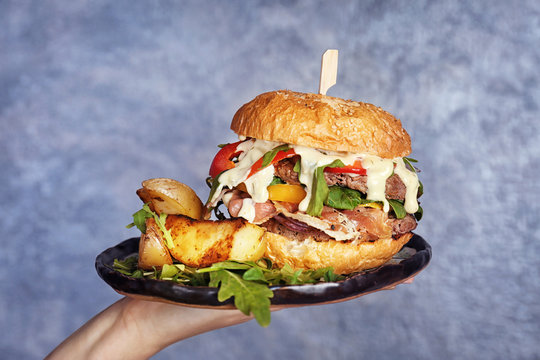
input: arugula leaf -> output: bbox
[293,159,301,173]
[126,207,153,233]
[415,204,423,221]
[278,263,294,275]
[306,160,345,216]
[113,257,138,275]
[243,267,266,282]
[269,176,285,186]
[197,260,253,272]
[206,172,222,205]
[324,268,340,282]
[279,263,302,284]
[306,166,327,216]
[388,199,407,219]
[402,157,423,198]
[260,144,290,168]
[127,204,174,248]
[403,157,419,173]
[401,158,424,219]
[325,186,377,210]
[155,212,174,248]
[418,180,424,197]
[209,270,273,327]
[404,156,418,163]
[113,257,345,327]
[160,264,180,279]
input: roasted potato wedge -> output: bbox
[166,215,267,268]
[137,178,203,219]
[138,219,173,270]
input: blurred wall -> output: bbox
[1,1,539,359]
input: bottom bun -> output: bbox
[263,232,413,275]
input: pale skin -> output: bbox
[45,297,253,360]
[45,278,414,359]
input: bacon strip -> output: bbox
[225,191,277,224]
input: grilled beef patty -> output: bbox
[261,213,416,242]
[274,157,408,201]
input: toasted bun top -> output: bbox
[230,90,411,158]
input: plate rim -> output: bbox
[96,234,431,308]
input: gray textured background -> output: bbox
[1,1,539,359]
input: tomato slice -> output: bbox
[323,160,367,175]
[209,141,244,178]
[247,148,296,178]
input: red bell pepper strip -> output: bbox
[209,141,244,178]
[247,148,296,178]
[323,160,367,175]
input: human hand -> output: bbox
[46,297,253,360]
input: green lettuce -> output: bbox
[268,176,286,186]
[306,160,345,216]
[325,186,378,210]
[126,204,174,248]
[260,144,290,168]
[388,199,407,219]
[113,257,344,327]
[209,270,273,326]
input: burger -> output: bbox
[205,90,422,274]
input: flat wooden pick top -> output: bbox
[319,49,339,95]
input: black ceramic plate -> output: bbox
[96,234,431,309]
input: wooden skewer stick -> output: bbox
[318,49,339,95]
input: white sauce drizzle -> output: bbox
[221,191,234,207]
[292,145,358,212]
[393,158,420,213]
[235,138,255,161]
[210,139,420,221]
[209,139,280,213]
[361,155,394,212]
[238,198,256,222]
[243,164,275,203]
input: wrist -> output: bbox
[120,297,252,355]
[46,297,253,360]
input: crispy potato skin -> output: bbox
[138,218,173,270]
[134,178,266,269]
[137,178,203,219]
[166,215,266,268]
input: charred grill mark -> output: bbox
[165,215,252,268]
[198,234,233,267]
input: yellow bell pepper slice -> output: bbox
[237,182,379,208]
[236,183,306,203]
[357,202,383,210]
[267,184,306,203]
